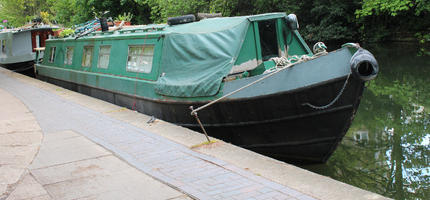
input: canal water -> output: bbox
[303,43,430,200]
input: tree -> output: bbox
[355,0,430,42]
[0,0,52,27]
[46,0,91,27]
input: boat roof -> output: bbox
[44,13,291,97]
[0,25,58,35]
[12,26,59,33]
[53,13,287,41]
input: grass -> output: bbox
[191,140,218,148]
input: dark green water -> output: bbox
[304,43,430,200]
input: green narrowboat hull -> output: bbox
[34,13,378,163]
[35,47,377,163]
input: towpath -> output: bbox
[0,68,390,200]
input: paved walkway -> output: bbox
[0,88,43,199]
[0,88,188,200]
[0,70,316,200]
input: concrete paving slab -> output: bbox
[5,173,49,200]
[0,131,42,147]
[41,130,81,143]
[30,155,127,185]
[29,135,111,170]
[0,146,40,167]
[0,88,43,199]
[0,119,41,134]
[30,129,187,200]
[0,79,189,200]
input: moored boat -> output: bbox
[35,13,378,163]
[0,25,57,76]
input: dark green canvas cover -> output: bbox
[154,16,251,97]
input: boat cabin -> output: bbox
[38,13,312,98]
[0,27,55,65]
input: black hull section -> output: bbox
[37,74,364,163]
[1,61,35,77]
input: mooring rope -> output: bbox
[189,42,330,142]
[191,42,329,115]
[301,73,351,110]
[190,43,328,115]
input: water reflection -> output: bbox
[304,43,430,200]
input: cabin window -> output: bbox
[97,45,111,69]
[82,46,94,67]
[258,20,279,60]
[126,45,154,73]
[1,40,5,54]
[64,47,74,65]
[36,35,40,48]
[49,47,56,63]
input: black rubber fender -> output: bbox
[168,14,196,26]
[99,18,109,32]
[350,48,379,81]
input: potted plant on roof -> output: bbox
[114,12,133,26]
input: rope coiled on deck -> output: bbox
[190,42,329,115]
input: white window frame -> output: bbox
[49,47,56,63]
[82,46,94,67]
[126,45,154,73]
[97,45,111,69]
[64,46,74,65]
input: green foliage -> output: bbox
[47,0,92,27]
[144,0,213,23]
[86,0,151,25]
[115,12,133,21]
[142,0,361,42]
[0,0,53,27]
[0,0,429,43]
[355,0,414,17]
[415,32,430,56]
[40,11,53,24]
[296,0,361,42]
[355,0,430,42]
[59,28,75,37]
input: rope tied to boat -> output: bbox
[267,42,327,73]
[266,54,311,74]
[189,42,330,141]
[301,42,352,110]
[301,73,351,110]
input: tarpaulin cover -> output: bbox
[154,16,250,97]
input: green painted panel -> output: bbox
[43,37,163,81]
[234,25,258,67]
[36,63,223,102]
[288,30,312,56]
[249,18,312,76]
[276,18,286,53]
[247,13,286,21]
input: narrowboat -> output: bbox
[0,26,56,75]
[35,13,378,163]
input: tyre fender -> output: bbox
[350,48,379,81]
[168,15,196,26]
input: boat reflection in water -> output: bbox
[304,43,430,200]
